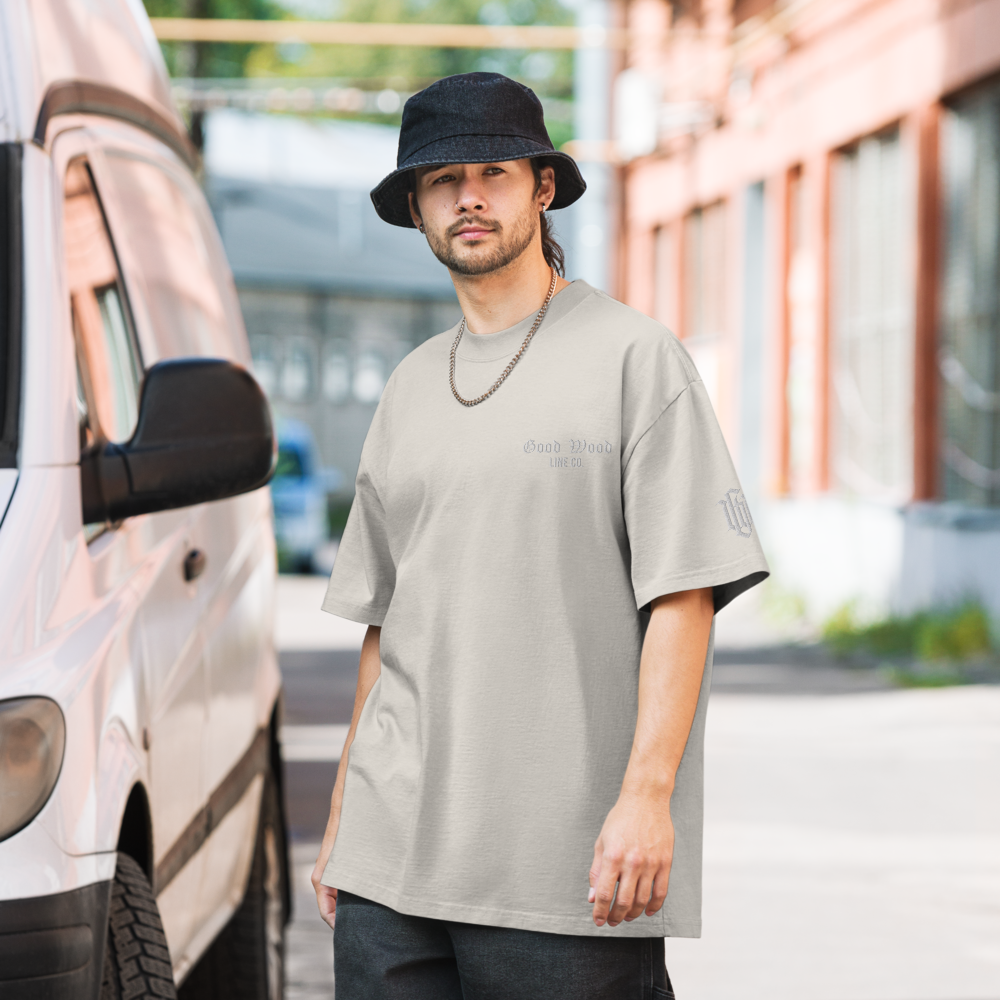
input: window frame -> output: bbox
[64,155,144,454]
[0,144,22,469]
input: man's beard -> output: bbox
[424,208,538,276]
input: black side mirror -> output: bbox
[81,358,276,524]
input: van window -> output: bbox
[63,159,141,445]
[102,152,245,364]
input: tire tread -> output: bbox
[101,853,177,1000]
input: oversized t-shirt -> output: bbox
[321,280,768,937]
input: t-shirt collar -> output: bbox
[454,279,596,362]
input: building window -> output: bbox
[353,351,387,404]
[830,127,914,499]
[942,85,1000,506]
[322,350,351,404]
[250,335,278,397]
[682,202,727,407]
[280,340,315,402]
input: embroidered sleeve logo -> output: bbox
[719,488,754,538]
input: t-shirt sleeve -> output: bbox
[622,378,769,613]
[321,391,396,626]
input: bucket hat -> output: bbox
[370,72,587,228]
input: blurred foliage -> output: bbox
[143,0,575,102]
[144,0,285,78]
[760,578,807,626]
[822,601,994,663]
[247,0,573,99]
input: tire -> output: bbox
[179,771,288,1000]
[101,852,178,1000]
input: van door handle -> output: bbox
[183,549,206,582]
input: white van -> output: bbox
[0,2,288,997]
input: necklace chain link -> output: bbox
[449,269,558,407]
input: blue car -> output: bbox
[271,420,341,572]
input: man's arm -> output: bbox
[311,623,382,928]
[589,586,714,928]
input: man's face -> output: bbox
[409,160,555,276]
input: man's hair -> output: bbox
[407,160,567,277]
[531,159,566,277]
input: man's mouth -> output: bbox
[453,226,494,241]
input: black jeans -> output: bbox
[333,890,676,1000]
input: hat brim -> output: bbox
[370,135,587,228]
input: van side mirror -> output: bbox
[81,358,276,524]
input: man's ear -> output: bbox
[408,191,424,231]
[538,165,556,209]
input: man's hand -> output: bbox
[587,586,713,928]
[589,787,674,926]
[312,845,339,929]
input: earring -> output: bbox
[418,223,425,233]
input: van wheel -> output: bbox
[101,852,177,999]
[180,772,287,1000]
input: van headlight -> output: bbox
[0,698,66,842]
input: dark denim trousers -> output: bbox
[333,891,676,1000]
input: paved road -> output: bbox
[277,576,1000,1000]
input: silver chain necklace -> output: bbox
[449,268,558,407]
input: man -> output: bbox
[312,72,768,998]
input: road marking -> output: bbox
[280,724,349,762]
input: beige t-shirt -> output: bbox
[321,280,768,937]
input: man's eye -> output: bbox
[432,174,454,184]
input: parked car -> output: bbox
[271,419,341,573]
[0,2,289,997]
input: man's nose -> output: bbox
[455,179,486,213]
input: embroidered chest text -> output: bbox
[523,438,615,469]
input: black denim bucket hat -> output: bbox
[370,72,587,228]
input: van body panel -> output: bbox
[0,466,146,857]
[0,824,116,899]
[0,1,37,145]
[0,468,15,522]
[154,837,206,974]
[168,772,264,982]
[0,0,284,988]
[20,141,78,468]
[8,0,180,147]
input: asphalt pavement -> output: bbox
[277,576,1000,1000]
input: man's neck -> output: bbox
[451,246,571,335]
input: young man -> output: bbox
[312,72,768,998]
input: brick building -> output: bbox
[616,0,1000,620]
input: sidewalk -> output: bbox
[277,575,1000,1000]
[669,685,1000,1000]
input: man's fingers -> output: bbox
[591,849,622,927]
[588,841,603,904]
[606,858,641,926]
[645,869,670,916]
[625,872,654,921]
[316,884,338,930]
